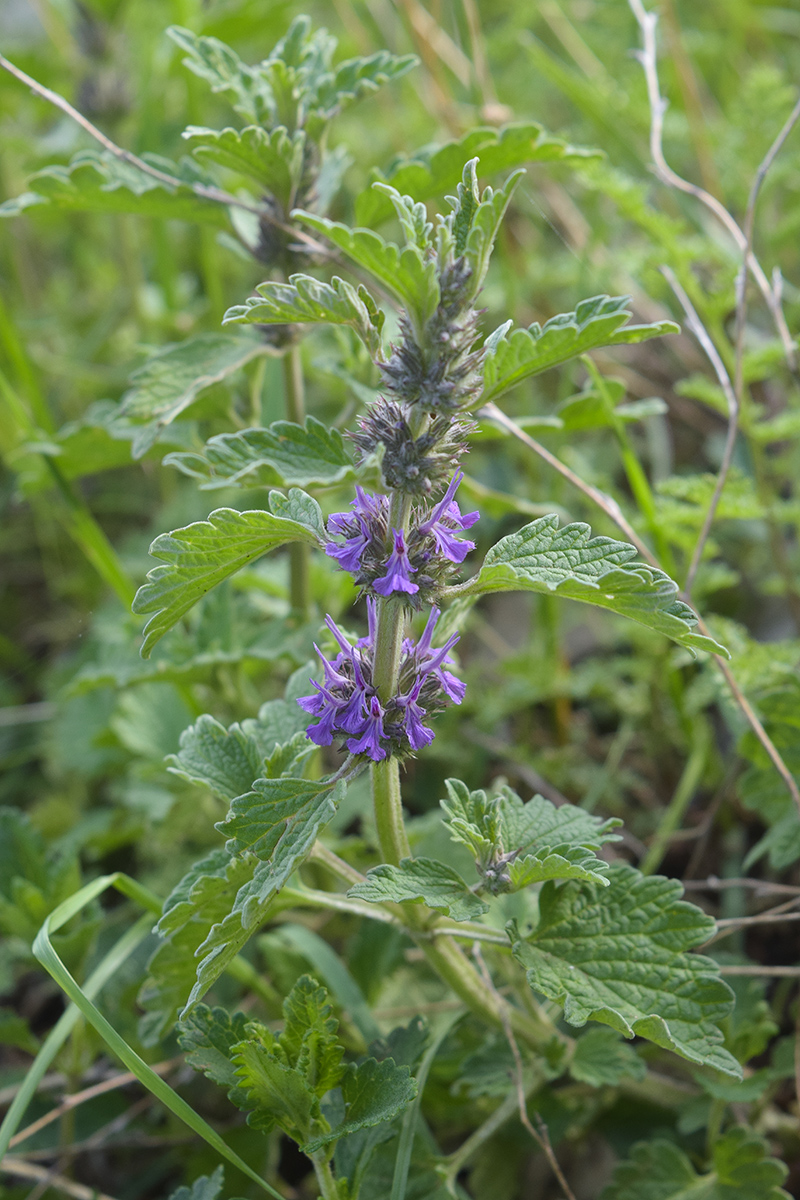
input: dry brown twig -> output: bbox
[8,1058,180,1150]
[1,1155,119,1200]
[627,0,797,369]
[472,943,577,1200]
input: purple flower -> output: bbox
[373,529,419,597]
[408,607,466,704]
[326,488,388,574]
[418,472,479,565]
[396,677,434,750]
[347,695,388,760]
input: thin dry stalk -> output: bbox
[472,944,577,1200]
[627,0,796,368]
[0,53,330,260]
[1,1156,119,1200]
[659,267,738,594]
[8,1059,181,1149]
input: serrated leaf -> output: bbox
[440,780,619,892]
[349,858,489,922]
[601,1128,790,1199]
[234,1037,320,1142]
[304,1057,417,1153]
[185,777,345,1013]
[167,1166,227,1200]
[178,1005,252,1109]
[481,295,678,405]
[165,417,357,491]
[138,849,256,1043]
[183,125,304,207]
[279,975,344,1095]
[310,49,417,129]
[356,123,600,227]
[453,514,725,656]
[460,164,525,301]
[569,1026,646,1087]
[512,863,741,1076]
[120,334,270,458]
[132,491,324,657]
[0,150,229,226]
[168,715,265,800]
[508,846,610,889]
[291,212,439,334]
[224,274,384,356]
[168,26,272,123]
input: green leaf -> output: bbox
[224,274,384,356]
[138,850,256,1043]
[132,490,324,658]
[356,123,600,227]
[291,212,439,335]
[481,295,679,405]
[167,26,271,123]
[0,150,229,226]
[349,858,489,922]
[457,162,525,302]
[168,715,265,801]
[183,125,304,207]
[279,975,344,1095]
[569,1027,646,1087]
[165,417,356,491]
[186,777,345,1013]
[512,863,741,1076]
[601,1128,790,1199]
[310,49,418,129]
[179,1005,252,1108]
[234,1036,320,1143]
[120,334,270,458]
[304,1057,417,1153]
[440,780,620,893]
[453,515,725,656]
[167,1166,227,1200]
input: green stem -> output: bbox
[640,719,710,875]
[371,756,411,866]
[311,1152,340,1200]
[281,345,311,618]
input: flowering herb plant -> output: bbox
[3,7,800,1200]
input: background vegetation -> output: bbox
[2,0,800,1196]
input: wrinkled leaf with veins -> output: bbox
[168,716,312,801]
[179,1005,252,1109]
[601,1127,790,1200]
[120,333,270,459]
[138,849,256,1044]
[512,863,741,1076]
[292,211,440,335]
[569,1027,646,1087]
[356,122,600,227]
[450,515,726,656]
[166,1166,227,1200]
[480,295,678,405]
[349,858,489,922]
[440,780,618,893]
[185,776,345,1014]
[224,274,385,356]
[168,26,272,122]
[183,125,305,206]
[165,416,357,491]
[132,489,324,658]
[0,150,229,227]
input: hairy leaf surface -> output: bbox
[132,490,324,657]
[224,275,384,356]
[453,515,725,655]
[291,212,439,332]
[183,125,304,205]
[356,123,599,226]
[481,295,678,404]
[120,334,269,458]
[0,150,228,227]
[512,863,741,1075]
[349,858,489,922]
[165,417,356,491]
[601,1127,790,1199]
